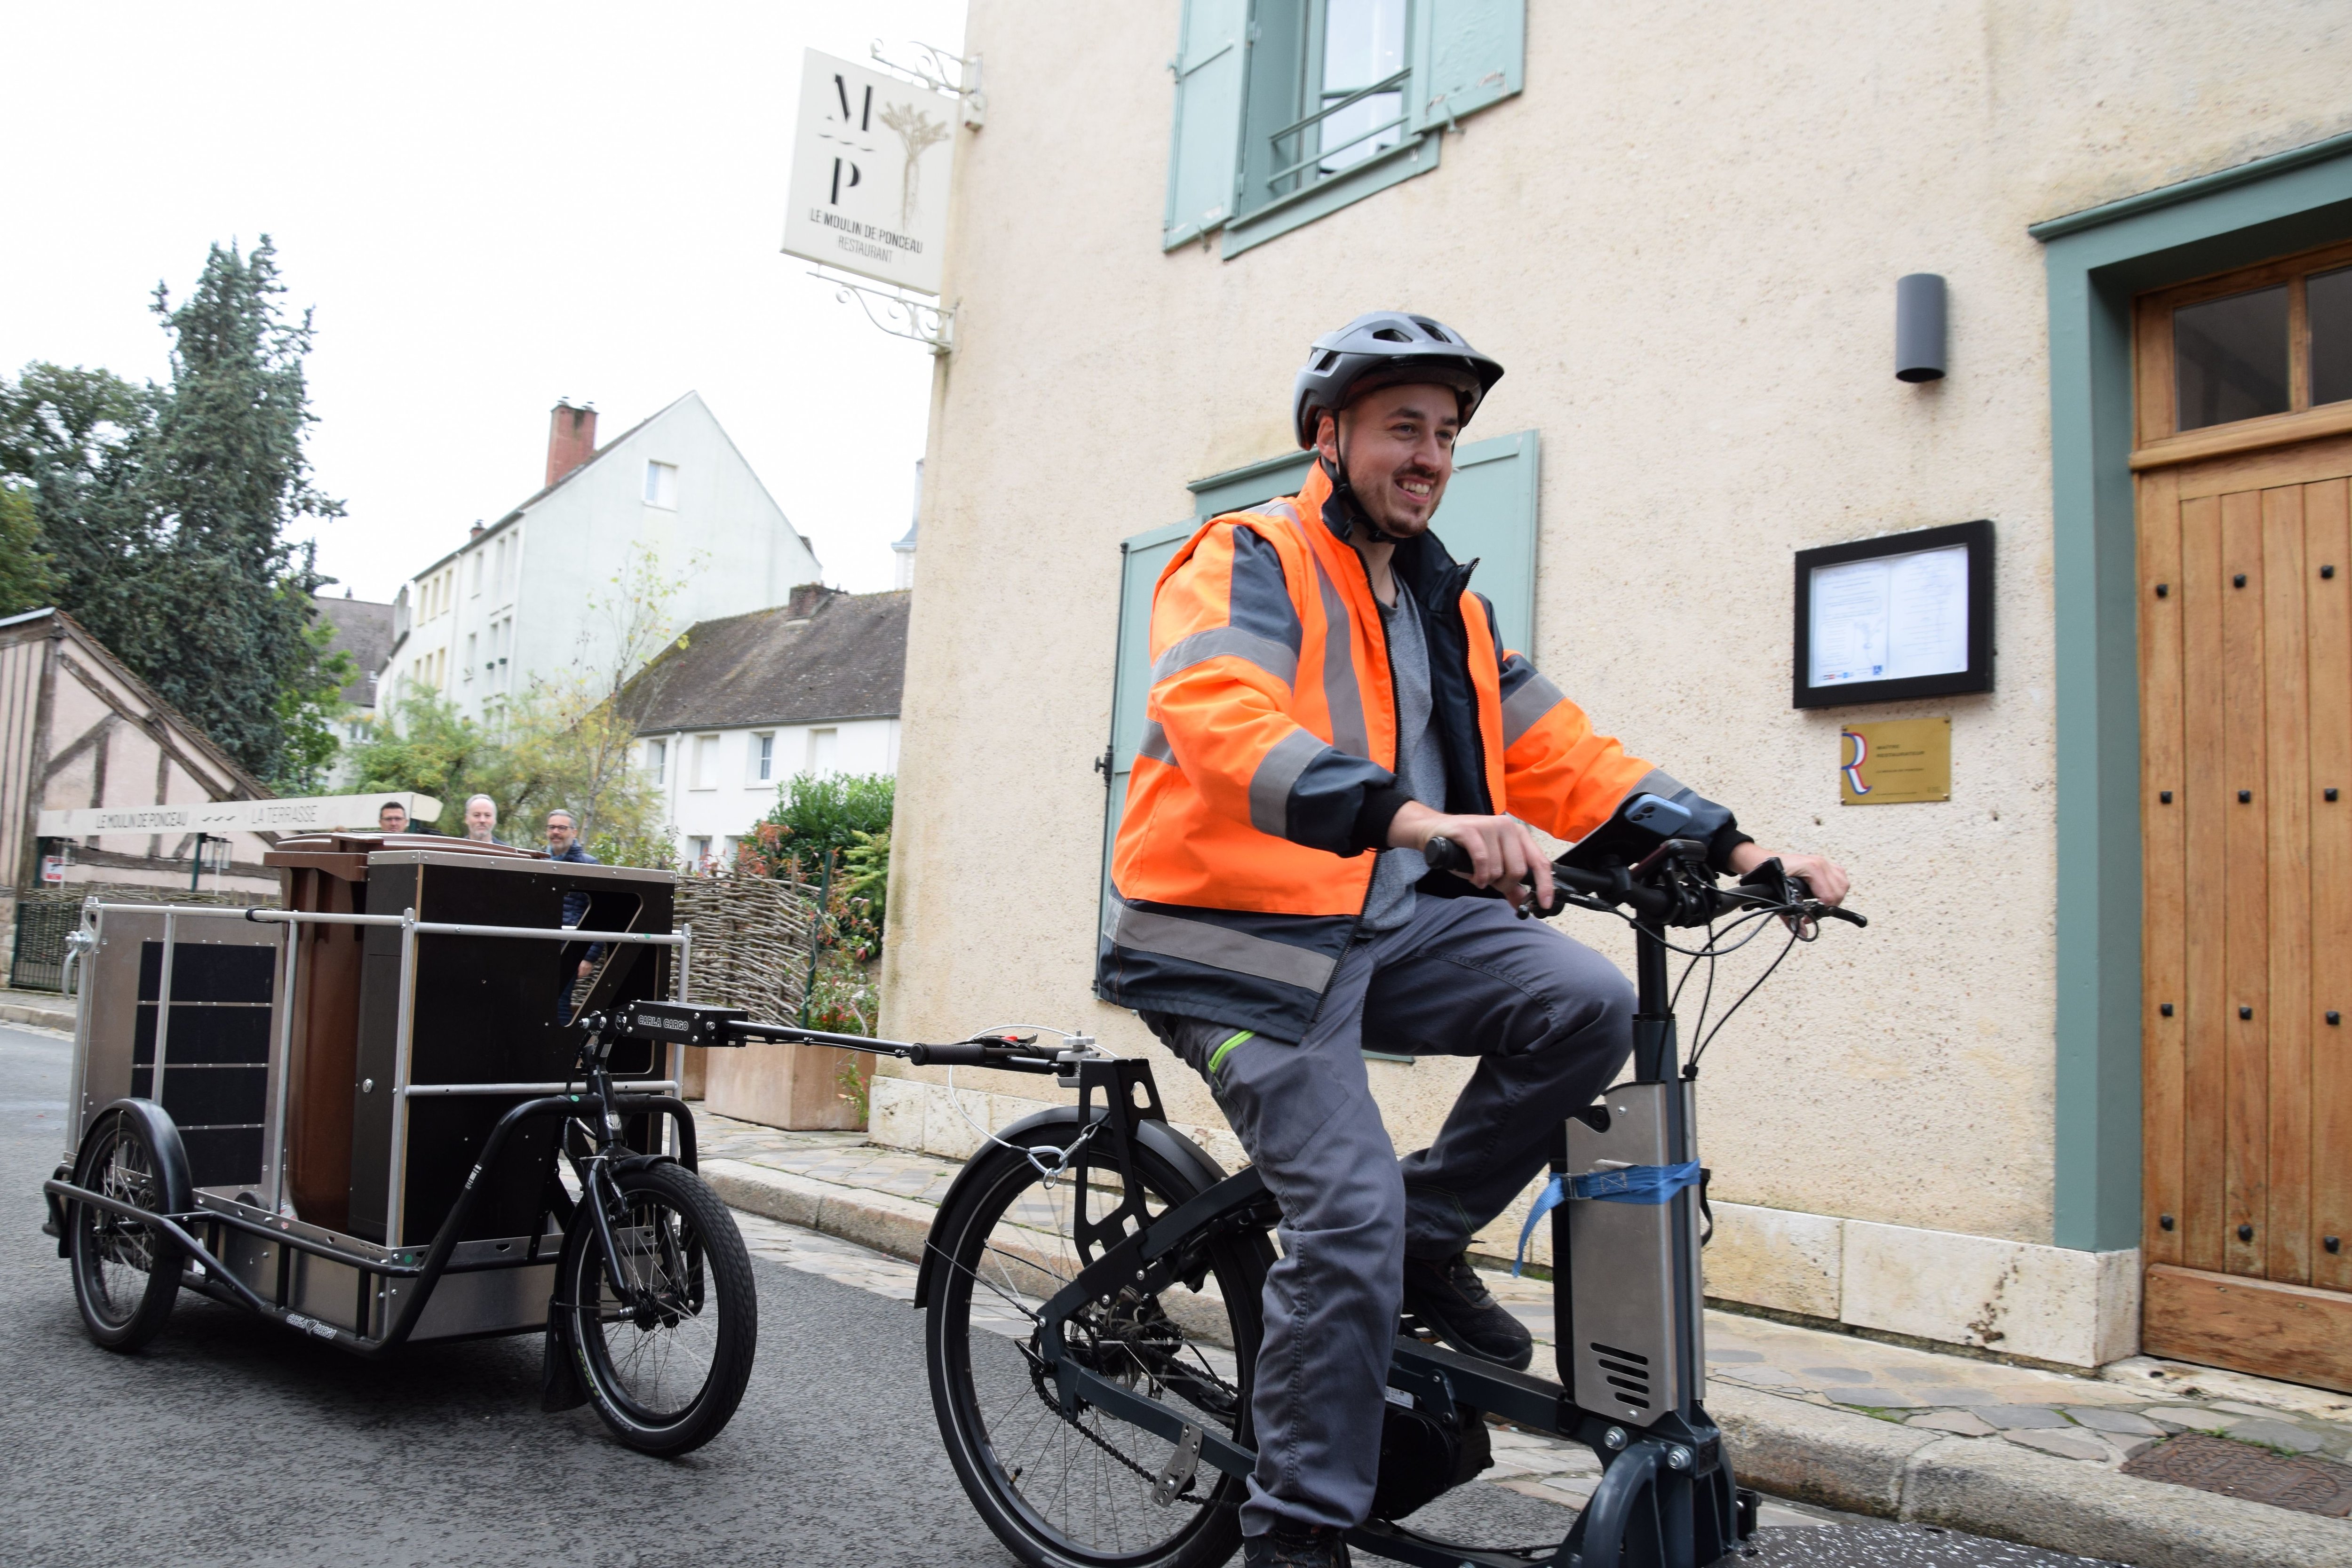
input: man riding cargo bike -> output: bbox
[1094,311,1852,1566]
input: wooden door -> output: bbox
[2137,239,2352,1391]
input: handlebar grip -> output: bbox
[1423,835,1471,875]
[1819,906,1868,928]
[908,1042,1001,1067]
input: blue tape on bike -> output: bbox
[1511,1160,1706,1275]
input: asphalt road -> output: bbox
[0,1025,2114,1568]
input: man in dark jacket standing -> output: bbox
[545,809,601,1006]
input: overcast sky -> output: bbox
[1,0,968,603]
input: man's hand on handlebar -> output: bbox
[1390,802,1554,911]
[1727,842,1851,907]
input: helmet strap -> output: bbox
[1322,422,1399,545]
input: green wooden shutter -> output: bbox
[1101,519,1201,923]
[1428,428,1541,653]
[1163,0,1251,248]
[1410,0,1526,134]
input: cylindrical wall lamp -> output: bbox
[1896,273,1947,382]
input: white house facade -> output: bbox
[380,394,822,723]
[626,587,910,868]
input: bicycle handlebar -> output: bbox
[1422,834,1865,930]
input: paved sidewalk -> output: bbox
[0,988,73,1034]
[695,1107,2352,1567]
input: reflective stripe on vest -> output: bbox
[1152,626,1299,689]
[1101,896,1339,993]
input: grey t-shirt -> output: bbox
[1360,577,1446,931]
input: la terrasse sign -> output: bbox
[37,791,443,839]
[780,49,956,296]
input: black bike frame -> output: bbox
[612,852,1856,1568]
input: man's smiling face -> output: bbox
[1318,381,1460,539]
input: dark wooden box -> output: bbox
[346,850,675,1245]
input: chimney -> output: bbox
[785,582,831,620]
[545,399,598,488]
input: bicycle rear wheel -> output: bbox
[562,1162,756,1456]
[925,1125,1271,1568]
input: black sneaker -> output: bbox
[1243,1523,1351,1567]
[1402,1252,1534,1369]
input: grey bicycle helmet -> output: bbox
[1292,310,1504,449]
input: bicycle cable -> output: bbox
[1686,916,1813,1075]
[948,1022,1105,1184]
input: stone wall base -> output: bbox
[868,1077,2139,1369]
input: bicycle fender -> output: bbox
[609,1152,682,1179]
[910,1106,1229,1311]
[542,1216,593,1413]
[73,1097,194,1218]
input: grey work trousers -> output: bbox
[1145,894,1636,1537]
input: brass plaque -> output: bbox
[1839,717,1950,804]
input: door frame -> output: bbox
[2035,127,2352,1254]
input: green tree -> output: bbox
[349,689,482,828]
[274,620,358,795]
[0,239,345,790]
[0,363,157,634]
[0,482,56,615]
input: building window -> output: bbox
[644,460,679,509]
[808,727,838,775]
[690,835,712,867]
[751,733,775,783]
[471,553,484,596]
[464,633,477,680]
[1163,0,1524,257]
[2136,238,2352,446]
[1307,0,1408,181]
[690,734,719,790]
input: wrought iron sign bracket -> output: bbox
[869,39,985,129]
[808,265,955,357]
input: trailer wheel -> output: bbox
[69,1107,186,1351]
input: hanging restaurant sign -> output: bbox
[780,48,957,296]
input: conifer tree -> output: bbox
[140,238,344,780]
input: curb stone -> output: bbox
[1717,1384,2352,1568]
[0,1001,73,1032]
[1901,1429,2352,1568]
[704,1160,937,1267]
[705,1157,2352,1567]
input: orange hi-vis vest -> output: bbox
[1098,461,1690,1037]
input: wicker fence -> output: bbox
[8,883,278,993]
[671,874,825,1021]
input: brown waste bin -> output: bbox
[266,832,541,1229]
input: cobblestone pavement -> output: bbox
[697,1106,2352,1498]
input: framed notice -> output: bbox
[1793,519,1993,709]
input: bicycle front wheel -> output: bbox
[926,1126,1271,1568]
[563,1162,756,1456]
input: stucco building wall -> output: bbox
[877,1,2352,1363]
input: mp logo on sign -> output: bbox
[781,49,956,296]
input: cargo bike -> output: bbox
[625,797,1865,1567]
[39,834,757,1457]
